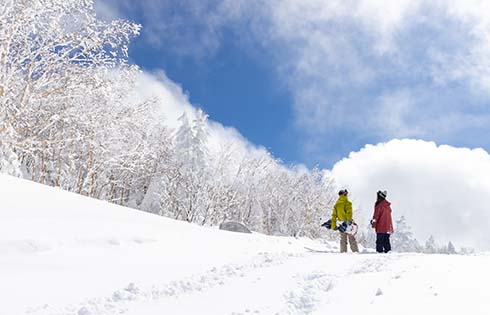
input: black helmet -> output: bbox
[338,189,348,196]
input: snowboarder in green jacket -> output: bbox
[331,189,359,253]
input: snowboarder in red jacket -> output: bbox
[370,190,394,253]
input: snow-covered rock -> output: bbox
[219,221,252,234]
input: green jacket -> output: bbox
[331,195,353,229]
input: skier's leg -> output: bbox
[340,233,348,253]
[376,233,383,253]
[384,234,391,253]
[348,234,359,252]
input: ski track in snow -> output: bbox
[26,250,401,315]
[27,251,305,315]
[283,270,335,315]
[282,255,396,315]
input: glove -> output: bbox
[321,220,332,229]
[370,219,376,228]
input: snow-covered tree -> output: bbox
[446,241,457,254]
[356,227,377,249]
[436,241,457,254]
[391,216,422,252]
[424,235,437,254]
[0,116,21,177]
[258,164,291,235]
[283,167,336,238]
[1,3,137,125]
[0,139,21,177]
[460,246,475,255]
[1,0,141,186]
[159,110,211,222]
[197,143,257,226]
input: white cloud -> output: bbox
[372,89,424,137]
[93,1,122,21]
[331,139,490,250]
[96,0,228,57]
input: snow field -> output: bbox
[1,174,490,315]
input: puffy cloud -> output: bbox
[331,139,490,250]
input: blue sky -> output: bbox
[95,0,490,168]
[132,30,297,162]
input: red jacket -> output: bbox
[372,199,394,234]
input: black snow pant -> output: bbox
[376,233,391,253]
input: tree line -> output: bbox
[0,0,337,238]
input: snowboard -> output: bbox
[321,219,358,236]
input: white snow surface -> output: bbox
[1,174,489,315]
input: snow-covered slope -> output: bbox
[1,174,489,315]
